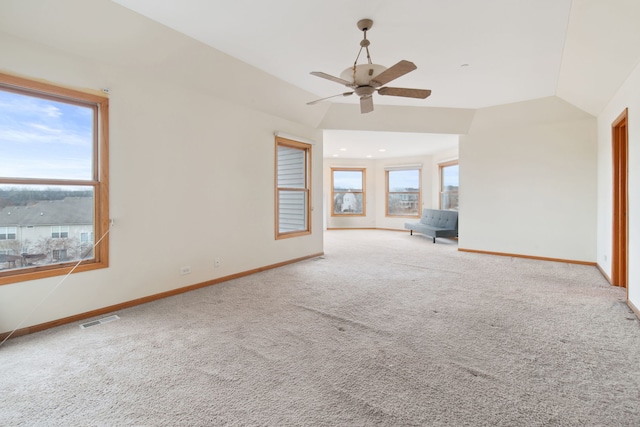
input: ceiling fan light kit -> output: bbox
[308,19,431,114]
[339,64,387,86]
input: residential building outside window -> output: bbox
[275,136,311,239]
[0,227,17,240]
[331,168,365,216]
[0,73,109,285]
[439,161,459,210]
[51,226,70,239]
[386,168,421,217]
[52,249,67,262]
[80,232,94,243]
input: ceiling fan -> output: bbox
[307,19,432,114]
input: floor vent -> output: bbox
[80,315,120,329]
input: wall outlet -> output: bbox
[179,266,192,275]
[214,259,221,268]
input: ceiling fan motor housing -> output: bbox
[340,64,387,86]
[354,86,375,97]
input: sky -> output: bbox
[333,170,363,190]
[0,88,94,182]
[442,164,459,187]
[388,169,420,191]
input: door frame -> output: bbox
[611,108,628,292]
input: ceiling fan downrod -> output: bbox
[354,19,374,65]
[352,19,374,84]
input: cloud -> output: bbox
[0,96,62,119]
[0,89,94,179]
[42,105,62,118]
[0,126,90,146]
[0,93,92,147]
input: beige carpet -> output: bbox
[2,230,640,426]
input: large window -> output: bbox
[439,161,459,210]
[275,136,311,239]
[386,168,421,217]
[331,168,365,216]
[0,73,109,285]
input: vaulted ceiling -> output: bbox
[111,0,640,116]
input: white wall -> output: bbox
[319,103,476,134]
[596,60,640,311]
[459,97,597,262]
[0,4,323,334]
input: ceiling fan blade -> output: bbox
[369,60,417,87]
[310,71,354,87]
[360,96,374,114]
[378,87,432,99]
[306,92,354,105]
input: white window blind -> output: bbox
[384,164,423,171]
[277,146,305,188]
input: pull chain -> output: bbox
[0,224,113,347]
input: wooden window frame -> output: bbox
[275,136,311,239]
[439,160,459,211]
[385,168,422,218]
[0,73,109,285]
[331,168,366,217]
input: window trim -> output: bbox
[0,72,109,285]
[331,167,366,217]
[0,227,17,240]
[51,226,70,239]
[439,160,459,211]
[275,136,311,239]
[385,168,422,218]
